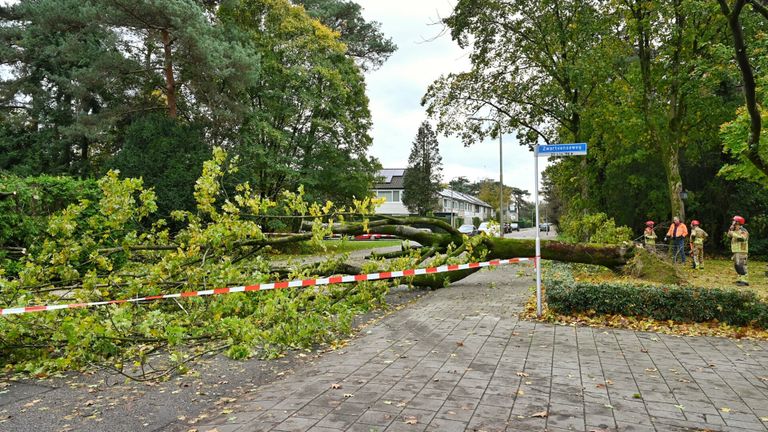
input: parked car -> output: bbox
[478,222,500,236]
[539,222,551,232]
[458,224,478,236]
[353,233,396,240]
[503,222,520,233]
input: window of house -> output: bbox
[392,190,400,202]
[376,190,393,201]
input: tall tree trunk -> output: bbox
[161,29,177,119]
[662,146,685,219]
[630,0,686,221]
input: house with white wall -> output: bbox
[437,189,494,223]
[372,169,495,223]
[372,168,409,215]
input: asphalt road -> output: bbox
[504,226,557,239]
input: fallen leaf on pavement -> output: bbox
[404,416,418,425]
[331,383,342,389]
[531,411,548,418]
[343,394,353,398]
[516,372,529,377]
[720,407,731,413]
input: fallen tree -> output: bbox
[0,147,676,378]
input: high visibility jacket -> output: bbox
[644,228,657,245]
[729,227,749,254]
[666,223,688,239]
[690,227,708,245]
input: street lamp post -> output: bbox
[468,117,504,238]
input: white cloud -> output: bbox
[356,0,548,195]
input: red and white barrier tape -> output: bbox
[0,257,532,316]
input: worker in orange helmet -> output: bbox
[689,220,708,270]
[643,221,657,251]
[664,216,688,264]
[727,216,749,286]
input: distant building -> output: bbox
[372,168,409,215]
[436,189,493,223]
[372,169,494,222]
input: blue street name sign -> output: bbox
[536,143,587,157]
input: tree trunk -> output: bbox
[662,146,685,220]
[161,29,177,119]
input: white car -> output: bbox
[478,222,500,236]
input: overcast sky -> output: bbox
[356,0,548,195]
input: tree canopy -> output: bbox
[425,0,768,254]
[403,122,443,216]
[0,0,389,210]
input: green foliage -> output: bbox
[294,0,397,71]
[559,212,632,244]
[719,107,768,185]
[546,263,768,329]
[0,174,99,248]
[109,114,211,219]
[0,148,398,376]
[403,122,443,216]
[1,0,383,210]
[472,217,481,228]
[220,0,379,205]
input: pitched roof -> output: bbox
[439,189,492,208]
[374,168,405,189]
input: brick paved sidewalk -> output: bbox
[190,266,768,432]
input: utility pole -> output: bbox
[468,117,503,238]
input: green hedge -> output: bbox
[545,264,768,329]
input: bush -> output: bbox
[559,212,632,244]
[546,264,768,328]
[0,174,99,248]
[472,216,481,228]
[110,114,211,220]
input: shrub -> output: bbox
[109,113,211,220]
[546,264,768,328]
[559,212,632,244]
[0,174,99,248]
[472,216,481,228]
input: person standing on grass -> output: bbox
[664,217,688,264]
[689,220,708,270]
[728,215,749,286]
[643,221,657,251]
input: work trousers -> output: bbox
[672,237,686,264]
[692,244,704,269]
[733,252,748,283]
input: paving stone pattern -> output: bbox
[193,266,768,432]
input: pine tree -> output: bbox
[403,122,443,216]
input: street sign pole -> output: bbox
[534,146,542,317]
[534,143,587,318]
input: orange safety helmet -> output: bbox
[645,221,655,227]
[691,220,700,226]
[733,215,746,225]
